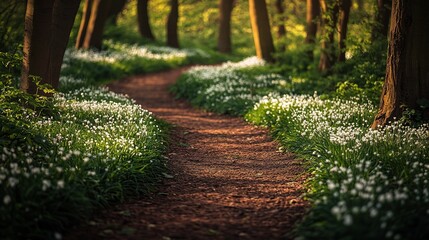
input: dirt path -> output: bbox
[66,67,307,240]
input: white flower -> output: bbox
[3,195,11,205]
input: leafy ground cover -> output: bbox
[172,58,429,239]
[0,41,219,239]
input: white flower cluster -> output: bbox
[251,93,429,238]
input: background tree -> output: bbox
[21,0,81,94]
[80,0,112,50]
[304,0,320,61]
[106,0,127,25]
[138,0,155,40]
[274,0,286,51]
[166,0,179,48]
[318,0,339,73]
[337,0,351,62]
[372,0,429,128]
[249,0,275,62]
[371,0,392,42]
[217,0,235,53]
[75,0,92,49]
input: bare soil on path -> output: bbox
[66,67,307,240]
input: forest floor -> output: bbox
[66,67,308,240]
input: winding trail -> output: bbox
[67,67,307,240]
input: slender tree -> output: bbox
[337,0,351,62]
[217,0,234,53]
[274,0,286,51]
[305,0,320,61]
[318,0,339,73]
[21,0,80,94]
[166,0,179,48]
[81,0,112,50]
[138,0,155,40]
[76,0,92,49]
[372,0,429,128]
[372,0,392,41]
[249,0,275,62]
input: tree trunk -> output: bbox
[371,0,392,42]
[318,0,339,73]
[372,0,429,128]
[305,0,320,61]
[249,0,275,62]
[217,0,234,53]
[21,0,80,94]
[138,0,155,40]
[356,0,364,11]
[48,0,81,89]
[275,0,286,52]
[337,0,351,62]
[106,0,126,25]
[166,0,179,48]
[82,0,111,50]
[21,0,54,94]
[75,0,92,49]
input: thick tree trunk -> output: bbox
[305,0,320,61]
[82,0,111,50]
[138,0,155,40]
[372,0,429,128]
[21,0,54,94]
[217,0,234,53]
[106,0,126,25]
[337,0,351,62]
[48,0,81,89]
[166,0,179,48]
[371,0,392,41]
[318,0,339,73]
[21,0,80,94]
[76,0,92,49]
[249,0,275,62]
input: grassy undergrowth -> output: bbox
[0,40,218,239]
[172,58,429,239]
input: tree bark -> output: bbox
[138,0,155,40]
[249,0,275,62]
[21,0,54,94]
[305,0,320,61]
[318,0,339,73]
[82,0,112,50]
[217,0,234,53]
[372,0,392,42]
[76,0,92,49]
[106,0,126,25]
[372,0,429,128]
[337,0,351,62]
[21,0,80,94]
[275,0,286,52]
[166,0,179,48]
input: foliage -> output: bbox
[0,1,26,52]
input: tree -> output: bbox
[371,0,392,42]
[304,0,320,61]
[21,0,81,94]
[274,0,286,51]
[166,0,179,48]
[138,0,155,40]
[249,0,275,62]
[372,0,429,128]
[217,0,234,53]
[318,0,339,73]
[106,0,127,25]
[75,0,92,49]
[337,0,351,62]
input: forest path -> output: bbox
[67,67,307,240]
